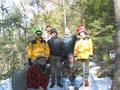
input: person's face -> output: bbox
[46,27,51,33]
[38,57,46,65]
[81,26,85,31]
[51,32,57,38]
[35,34,41,39]
[68,55,74,64]
[65,28,71,35]
[79,32,86,38]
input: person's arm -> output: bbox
[74,41,78,57]
[27,43,33,59]
[27,43,33,65]
[45,42,50,59]
[88,38,93,56]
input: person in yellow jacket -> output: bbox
[27,30,50,65]
[74,25,93,87]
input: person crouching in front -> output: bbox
[62,53,83,90]
[26,54,50,90]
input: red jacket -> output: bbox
[26,64,49,90]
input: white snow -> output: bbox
[0,78,12,90]
[0,66,112,90]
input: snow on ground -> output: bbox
[0,78,12,90]
[0,66,112,90]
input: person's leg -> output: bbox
[82,61,86,79]
[80,60,89,79]
[74,76,83,88]
[61,77,70,89]
[56,56,63,87]
[84,60,89,79]
[83,60,89,86]
[50,56,56,88]
[76,60,83,76]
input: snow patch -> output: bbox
[0,79,12,90]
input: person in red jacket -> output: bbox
[26,54,50,90]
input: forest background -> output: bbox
[0,0,115,82]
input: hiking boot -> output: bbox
[57,83,63,87]
[50,83,55,88]
[84,80,89,87]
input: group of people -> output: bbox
[26,25,93,90]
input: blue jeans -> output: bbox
[61,76,83,88]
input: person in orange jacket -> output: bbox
[74,25,93,87]
[27,30,50,65]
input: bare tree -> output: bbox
[111,0,120,90]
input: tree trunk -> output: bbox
[63,0,66,30]
[111,0,120,90]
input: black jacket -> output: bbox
[48,37,66,58]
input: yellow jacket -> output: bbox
[74,37,93,60]
[27,38,50,60]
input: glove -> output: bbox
[28,58,33,65]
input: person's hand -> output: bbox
[46,63,50,68]
[39,86,44,90]
[28,58,33,65]
[74,57,78,62]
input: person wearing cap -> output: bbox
[26,54,50,90]
[62,53,83,90]
[27,30,50,65]
[47,28,66,88]
[74,25,93,87]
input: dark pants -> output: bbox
[50,55,62,84]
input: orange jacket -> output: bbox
[74,37,93,60]
[27,38,50,60]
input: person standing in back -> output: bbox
[27,30,50,65]
[62,27,77,56]
[48,28,66,88]
[74,25,93,87]
[44,25,52,41]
